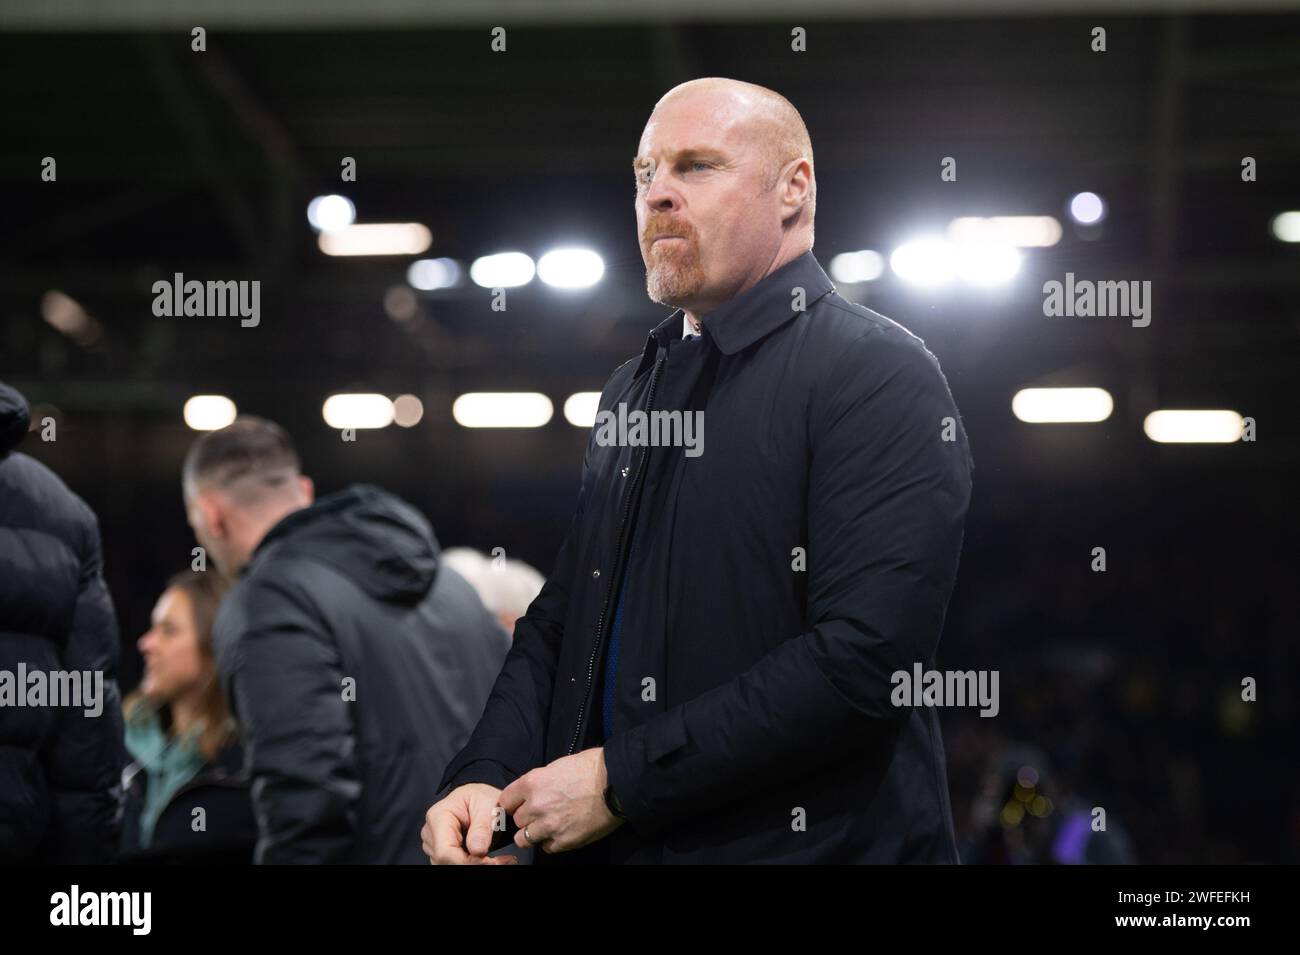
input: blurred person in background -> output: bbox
[442,547,546,637]
[0,381,125,863]
[183,416,509,863]
[120,569,255,864]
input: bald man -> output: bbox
[423,78,973,864]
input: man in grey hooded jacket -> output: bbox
[185,415,509,863]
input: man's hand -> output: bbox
[422,783,518,865]
[499,747,623,854]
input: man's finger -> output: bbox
[510,799,536,831]
[430,803,472,864]
[421,821,438,861]
[513,825,532,850]
[514,815,554,851]
[464,791,502,857]
[498,774,529,814]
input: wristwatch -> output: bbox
[603,783,627,819]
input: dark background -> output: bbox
[2,6,1297,862]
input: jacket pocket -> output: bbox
[644,707,688,763]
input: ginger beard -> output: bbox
[643,221,708,307]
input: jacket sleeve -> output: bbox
[41,508,126,863]
[603,328,974,837]
[217,574,359,864]
[436,405,606,800]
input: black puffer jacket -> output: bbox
[213,484,510,864]
[0,381,125,863]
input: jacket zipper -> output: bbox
[566,352,666,755]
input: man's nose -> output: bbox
[643,169,678,212]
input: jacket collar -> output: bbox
[635,250,835,373]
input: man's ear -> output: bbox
[299,475,315,505]
[780,158,813,222]
[197,492,227,541]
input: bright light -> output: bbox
[1069,192,1106,225]
[1270,211,1300,243]
[41,290,86,335]
[948,216,1062,248]
[40,290,102,345]
[890,238,956,287]
[307,195,356,233]
[407,258,462,290]
[318,223,432,257]
[322,393,395,429]
[538,248,605,288]
[392,394,424,427]
[1143,409,1243,443]
[453,392,553,428]
[891,236,1021,288]
[469,252,536,288]
[955,241,1022,286]
[1011,387,1113,423]
[829,250,885,283]
[183,395,237,431]
[563,392,602,427]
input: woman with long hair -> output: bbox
[120,569,255,863]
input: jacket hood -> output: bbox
[0,381,31,453]
[252,483,441,605]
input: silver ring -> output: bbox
[524,825,533,845]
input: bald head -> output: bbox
[654,78,816,218]
[634,78,817,319]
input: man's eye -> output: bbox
[688,161,711,172]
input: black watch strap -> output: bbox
[604,783,626,819]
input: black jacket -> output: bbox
[439,251,974,863]
[0,382,125,863]
[213,484,510,864]
[120,735,257,865]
